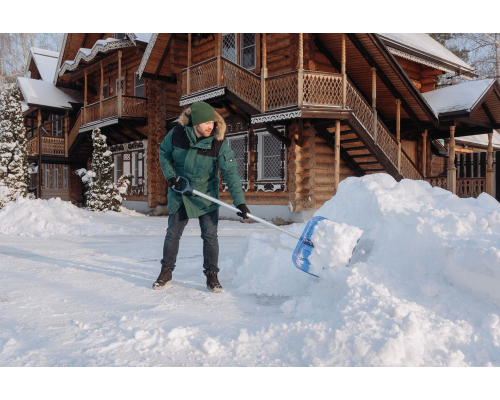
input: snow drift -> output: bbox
[224,174,500,366]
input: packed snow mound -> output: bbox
[0,197,148,237]
[224,174,500,366]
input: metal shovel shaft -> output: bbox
[191,189,301,240]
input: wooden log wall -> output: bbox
[170,35,188,74]
[302,33,338,73]
[266,33,297,76]
[394,55,443,93]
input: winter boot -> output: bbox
[204,270,223,293]
[152,267,172,290]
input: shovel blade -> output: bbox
[292,216,327,277]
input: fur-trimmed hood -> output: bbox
[178,106,226,141]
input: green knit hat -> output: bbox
[190,101,215,126]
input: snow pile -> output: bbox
[225,174,500,366]
[0,197,141,237]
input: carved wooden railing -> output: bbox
[346,81,423,180]
[222,59,261,110]
[86,101,101,125]
[426,176,447,190]
[457,178,485,198]
[181,58,218,96]
[102,96,117,119]
[122,96,147,118]
[303,71,343,106]
[27,134,65,156]
[266,72,299,110]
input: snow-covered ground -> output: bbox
[1,174,500,370]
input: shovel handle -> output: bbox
[170,176,301,240]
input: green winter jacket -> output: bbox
[159,107,246,219]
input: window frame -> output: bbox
[253,126,287,192]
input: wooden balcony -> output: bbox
[180,57,345,112]
[68,95,147,153]
[426,176,488,199]
[27,134,66,157]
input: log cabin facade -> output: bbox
[18,33,500,219]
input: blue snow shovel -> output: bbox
[170,176,326,277]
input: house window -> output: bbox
[45,164,50,189]
[111,142,147,196]
[222,33,237,63]
[116,76,125,96]
[223,133,249,192]
[52,115,63,137]
[63,165,68,189]
[103,83,108,99]
[112,33,126,40]
[240,33,256,70]
[254,126,286,192]
[222,33,256,70]
[54,165,59,189]
[134,72,145,97]
[114,154,123,182]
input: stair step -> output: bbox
[340,138,363,144]
[364,168,386,172]
[358,161,380,165]
[344,146,367,151]
[351,154,373,159]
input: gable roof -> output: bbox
[378,33,476,79]
[422,79,494,115]
[25,47,59,82]
[18,77,82,110]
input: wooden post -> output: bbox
[64,117,68,157]
[37,109,42,199]
[372,67,377,143]
[83,69,88,125]
[100,61,104,120]
[448,125,457,194]
[334,119,341,193]
[217,33,222,87]
[117,50,122,118]
[396,99,401,173]
[187,33,191,95]
[486,131,495,196]
[422,129,427,178]
[342,33,347,109]
[297,33,304,107]
[261,33,267,112]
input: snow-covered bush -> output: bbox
[0,88,29,208]
[76,128,132,212]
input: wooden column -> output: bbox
[396,99,401,172]
[486,131,495,196]
[217,33,222,87]
[64,117,68,157]
[117,50,122,117]
[100,61,104,120]
[298,33,304,107]
[334,119,341,193]
[342,33,347,108]
[372,67,377,143]
[448,125,457,194]
[261,33,267,112]
[187,33,192,95]
[422,129,427,178]
[37,109,42,199]
[83,69,88,125]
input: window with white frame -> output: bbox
[224,134,249,191]
[45,164,50,189]
[54,165,59,189]
[254,126,286,192]
[134,72,145,97]
[111,141,147,196]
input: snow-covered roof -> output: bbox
[378,33,476,79]
[17,77,82,109]
[21,100,29,113]
[25,47,59,82]
[129,33,154,44]
[58,37,135,77]
[138,33,160,78]
[422,79,494,115]
[456,132,500,149]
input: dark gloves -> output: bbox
[236,203,250,219]
[168,177,181,191]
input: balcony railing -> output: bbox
[180,57,421,180]
[426,176,487,199]
[68,95,147,151]
[27,133,65,156]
